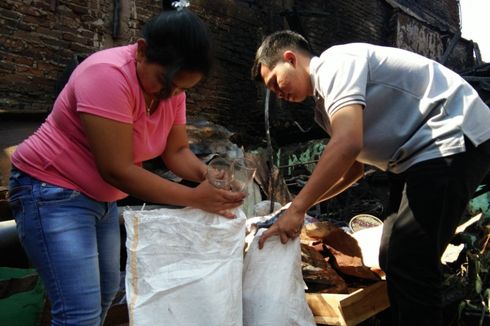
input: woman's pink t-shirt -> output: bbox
[12,43,186,201]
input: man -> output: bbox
[251,30,490,326]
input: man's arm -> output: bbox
[313,160,364,205]
[259,103,364,247]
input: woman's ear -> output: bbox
[136,38,147,62]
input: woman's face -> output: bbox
[136,40,203,99]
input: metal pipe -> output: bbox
[112,0,121,39]
[50,0,58,11]
[264,88,275,213]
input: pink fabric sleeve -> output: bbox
[74,63,135,123]
[173,92,186,125]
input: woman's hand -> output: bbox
[191,179,246,218]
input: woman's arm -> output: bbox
[79,113,244,216]
[161,125,207,183]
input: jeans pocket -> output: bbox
[7,184,32,201]
[38,183,81,204]
[9,166,24,181]
[8,185,33,241]
[7,198,26,240]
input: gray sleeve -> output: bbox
[315,52,368,117]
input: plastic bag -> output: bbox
[242,229,316,326]
[124,207,246,326]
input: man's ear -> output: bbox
[283,50,296,66]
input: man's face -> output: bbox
[260,59,309,102]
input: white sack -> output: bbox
[124,207,246,326]
[351,224,383,269]
[242,229,316,326]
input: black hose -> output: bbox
[264,89,275,213]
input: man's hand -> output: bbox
[258,207,305,248]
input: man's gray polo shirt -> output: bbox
[310,43,490,173]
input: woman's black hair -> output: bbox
[142,9,212,97]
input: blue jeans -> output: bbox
[8,167,120,326]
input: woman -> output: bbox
[7,9,244,326]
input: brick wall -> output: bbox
[184,0,270,145]
[293,0,392,52]
[0,0,476,148]
[0,0,160,113]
